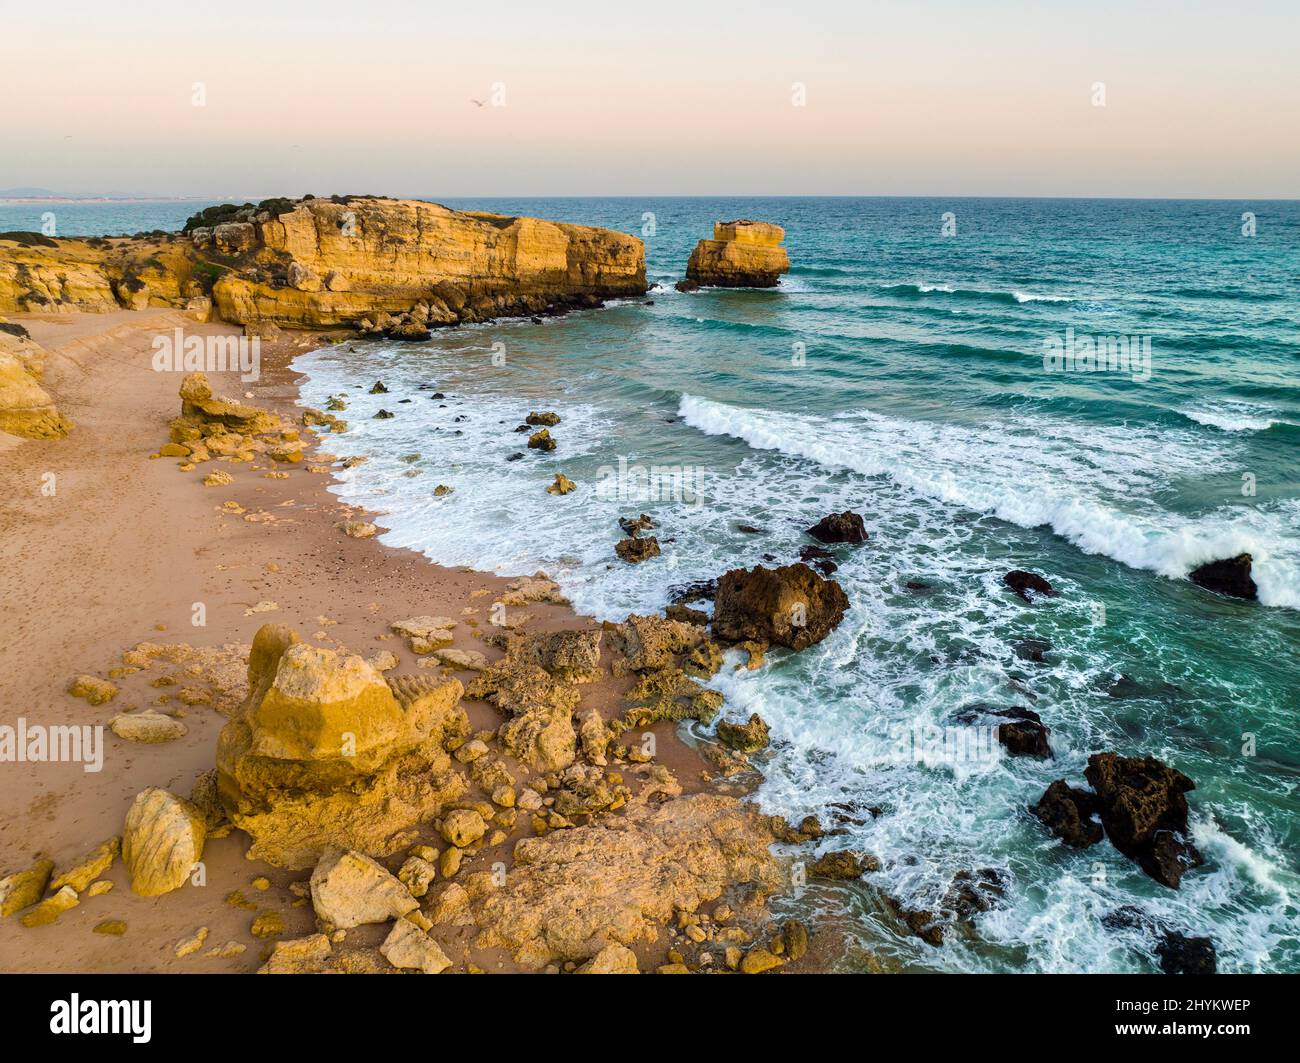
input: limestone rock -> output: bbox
[547,474,577,495]
[380,917,452,974]
[712,563,848,650]
[122,787,206,896]
[716,713,770,753]
[68,674,117,706]
[577,943,639,974]
[110,711,187,743]
[0,331,71,439]
[440,809,486,848]
[20,885,79,927]
[615,535,660,564]
[309,848,418,928]
[50,837,119,893]
[174,926,209,958]
[259,933,332,974]
[215,625,467,868]
[391,616,457,654]
[398,856,436,898]
[685,220,790,289]
[807,510,868,545]
[470,794,779,968]
[0,858,54,916]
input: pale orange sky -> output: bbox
[2,0,1297,198]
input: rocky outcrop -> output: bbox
[467,793,780,967]
[203,197,646,329]
[712,563,849,650]
[685,221,790,288]
[0,198,646,333]
[1003,569,1056,602]
[215,624,469,868]
[1032,753,1203,889]
[807,511,868,544]
[1188,554,1257,601]
[0,326,71,439]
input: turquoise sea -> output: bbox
[25,197,1300,972]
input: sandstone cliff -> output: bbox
[684,220,790,288]
[0,197,645,332]
[0,322,71,438]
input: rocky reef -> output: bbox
[682,220,790,289]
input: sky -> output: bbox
[2,0,1298,199]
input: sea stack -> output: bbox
[683,220,790,288]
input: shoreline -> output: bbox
[0,309,827,974]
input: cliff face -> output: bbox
[0,198,647,332]
[0,324,72,439]
[201,197,647,329]
[685,220,790,288]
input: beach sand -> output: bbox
[0,311,745,973]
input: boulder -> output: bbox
[309,848,418,928]
[1030,780,1104,848]
[380,917,452,973]
[615,536,660,563]
[807,510,868,544]
[526,428,556,451]
[1003,570,1056,602]
[122,788,206,896]
[685,220,790,288]
[525,411,561,426]
[576,943,639,974]
[110,711,187,743]
[0,858,54,916]
[215,625,468,868]
[809,850,879,880]
[1188,554,1257,601]
[1084,753,1202,889]
[712,563,848,650]
[716,713,771,753]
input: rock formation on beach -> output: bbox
[0,196,646,331]
[683,220,790,288]
[0,321,71,438]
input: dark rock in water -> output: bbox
[431,392,445,399]
[798,544,838,575]
[387,321,431,341]
[1157,931,1217,974]
[904,580,932,592]
[1100,904,1157,934]
[615,536,660,564]
[942,868,1010,921]
[882,896,945,946]
[675,279,700,292]
[1188,554,1257,600]
[712,563,849,651]
[716,713,771,753]
[526,428,556,451]
[373,409,394,419]
[1031,780,1104,848]
[1003,569,1056,602]
[1013,638,1052,663]
[369,380,388,394]
[997,716,1053,759]
[735,523,765,534]
[506,452,524,462]
[1106,674,1184,700]
[669,579,717,604]
[1084,752,1202,889]
[664,603,709,626]
[781,918,809,962]
[398,398,412,404]
[807,510,868,544]
[514,424,531,432]
[530,316,544,324]
[526,410,561,427]
[809,849,879,880]
[618,513,655,536]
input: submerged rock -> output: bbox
[1157,930,1217,974]
[1188,554,1257,601]
[712,563,848,650]
[615,535,660,563]
[1030,780,1104,848]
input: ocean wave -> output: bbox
[1178,403,1290,433]
[884,282,1075,305]
[679,394,1300,609]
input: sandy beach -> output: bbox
[0,310,770,974]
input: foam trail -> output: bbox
[679,394,1300,609]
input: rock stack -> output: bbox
[682,220,790,289]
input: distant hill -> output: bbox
[0,188,202,201]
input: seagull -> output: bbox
[470,98,485,107]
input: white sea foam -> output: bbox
[1178,403,1285,433]
[679,394,1300,609]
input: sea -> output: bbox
[15,195,1298,973]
